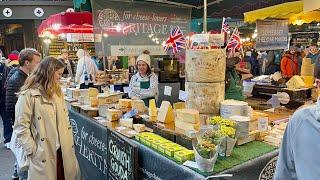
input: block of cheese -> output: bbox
[149,99,157,117]
[119,118,133,128]
[175,120,200,132]
[186,49,226,82]
[286,76,305,90]
[80,89,89,98]
[133,124,146,133]
[132,100,146,113]
[119,99,132,108]
[176,109,200,124]
[157,101,174,123]
[73,89,80,99]
[90,97,99,108]
[106,109,122,121]
[173,102,186,110]
[88,88,99,97]
[301,76,314,88]
[186,82,225,114]
[97,94,107,106]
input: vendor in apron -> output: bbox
[128,50,158,106]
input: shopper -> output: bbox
[75,49,98,84]
[13,56,81,180]
[306,42,319,64]
[58,49,73,78]
[128,50,158,105]
[274,99,320,179]
[5,48,41,179]
[280,46,299,79]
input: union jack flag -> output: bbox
[227,27,241,51]
[221,17,230,33]
[163,26,186,54]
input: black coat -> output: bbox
[5,68,27,121]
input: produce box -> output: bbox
[174,149,194,163]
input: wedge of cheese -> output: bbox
[106,109,122,121]
[175,120,200,132]
[90,97,99,108]
[176,109,200,124]
[132,100,146,113]
[120,118,133,128]
[173,102,186,110]
[157,101,174,123]
[286,75,305,90]
[149,99,157,118]
[133,124,146,133]
[119,99,132,108]
[88,88,99,97]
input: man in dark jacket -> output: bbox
[5,48,40,179]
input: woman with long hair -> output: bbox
[13,56,81,180]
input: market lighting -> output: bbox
[246,37,250,42]
[59,33,66,39]
[148,34,154,38]
[162,41,166,46]
[252,33,257,39]
[43,39,51,44]
[156,41,160,44]
[254,29,257,33]
[116,24,121,32]
[152,38,156,42]
[52,23,61,31]
[103,33,108,38]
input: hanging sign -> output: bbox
[66,33,94,42]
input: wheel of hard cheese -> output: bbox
[185,82,225,114]
[186,49,226,83]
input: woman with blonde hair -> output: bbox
[13,56,81,180]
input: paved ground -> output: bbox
[0,116,15,180]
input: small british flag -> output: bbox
[227,27,241,50]
[163,26,186,54]
[221,17,230,33]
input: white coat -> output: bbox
[14,87,81,180]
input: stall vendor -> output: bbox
[128,50,158,106]
[225,56,244,101]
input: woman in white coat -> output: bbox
[14,56,81,180]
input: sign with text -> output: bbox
[258,117,269,132]
[91,0,191,56]
[178,90,188,101]
[256,20,289,51]
[190,33,224,48]
[66,33,94,42]
[107,130,138,180]
[164,86,172,96]
[110,45,166,56]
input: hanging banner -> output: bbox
[91,0,191,56]
[256,20,289,51]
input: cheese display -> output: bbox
[301,76,314,88]
[199,114,212,126]
[175,120,200,132]
[66,88,76,99]
[186,82,225,114]
[157,101,174,123]
[186,49,226,83]
[90,97,99,108]
[133,124,146,133]
[301,58,314,76]
[88,88,99,97]
[149,99,157,118]
[175,109,200,124]
[106,109,122,121]
[173,102,186,110]
[73,89,80,99]
[119,118,133,128]
[96,71,108,84]
[132,99,146,113]
[119,99,132,108]
[229,115,250,138]
[286,75,306,90]
[220,100,249,119]
[264,122,287,147]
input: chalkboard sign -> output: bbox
[256,20,289,51]
[291,32,319,40]
[107,129,138,180]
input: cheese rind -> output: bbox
[119,99,132,108]
[106,109,122,121]
[157,101,174,123]
[119,118,133,128]
[173,102,186,110]
[176,109,200,124]
[88,88,99,97]
[90,97,99,107]
[132,100,146,113]
[149,99,157,118]
[175,120,200,132]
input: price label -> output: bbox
[258,117,268,132]
[123,86,130,93]
[164,86,172,96]
[110,85,115,92]
[178,90,188,101]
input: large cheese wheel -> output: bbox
[186,49,226,83]
[301,58,314,76]
[185,82,225,114]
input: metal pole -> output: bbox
[203,0,207,33]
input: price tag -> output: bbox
[110,85,115,92]
[258,117,268,132]
[178,90,188,101]
[164,86,172,96]
[123,86,130,93]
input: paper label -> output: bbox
[164,86,172,96]
[258,117,269,132]
[178,90,188,101]
[123,86,130,93]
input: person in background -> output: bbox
[306,42,319,64]
[5,48,41,179]
[75,49,98,84]
[129,50,158,105]
[225,55,244,101]
[13,57,81,180]
[58,49,73,78]
[280,46,299,79]
[92,55,104,71]
[7,51,19,67]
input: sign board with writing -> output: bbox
[256,20,289,51]
[164,86,172,96]
[291,32,319,39]
[258,117,269,132]
[178,90,188,101]
[107,130,138,180]
[66,33,94,42]
[110,45,166,56]
[190,33,224,48]
[91,0,191,56]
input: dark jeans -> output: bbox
[0,108,12,143]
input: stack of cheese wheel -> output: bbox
[185,49,226,123]
[301,58,315,87]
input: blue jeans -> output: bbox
[0,109,12,143]
[14,162,28,180]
